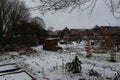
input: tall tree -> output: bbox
[5,0,30,37]
[0,0,30,37]
[30,17,48,38]
[0,0,30,44]
[15,17,48,39]
[0,0,12,39]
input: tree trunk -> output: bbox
[0,25,3,45]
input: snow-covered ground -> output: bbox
[0,72,33,80]
[0,41,120,80]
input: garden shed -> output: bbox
[43,38,59,51]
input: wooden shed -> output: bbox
[43,38,59,51]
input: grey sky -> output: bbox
[25,0,120,30]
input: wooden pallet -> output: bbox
[0,63,35,80]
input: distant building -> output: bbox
[63,33,70,43]
[56,26,120,43]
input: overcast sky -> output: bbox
[25,0,120,30]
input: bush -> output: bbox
[65,56,82,74]
[89,69,101,77]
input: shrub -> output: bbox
[89,69,101,77]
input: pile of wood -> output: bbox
[0,63,35,80]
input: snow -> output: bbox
[0,64,18,72]
[31,45,43,52]
[0,41,120,80]
[0,72,33,80]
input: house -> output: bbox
[63,33,70,43]
[62,27,70,43]
[69,29,81,41]
[69,28,94,40]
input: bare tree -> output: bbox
[5,0,30,37]
[0,0,30,36]
[103,0,120,19]
[0,0,12,39]
[16,16,47,39]
[30,17,47,37]
[31,0,120,19]
[0,0,30,45]
[31,17,46,29]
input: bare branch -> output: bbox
[30,0,120,19]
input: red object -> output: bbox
[104,36,111,41]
